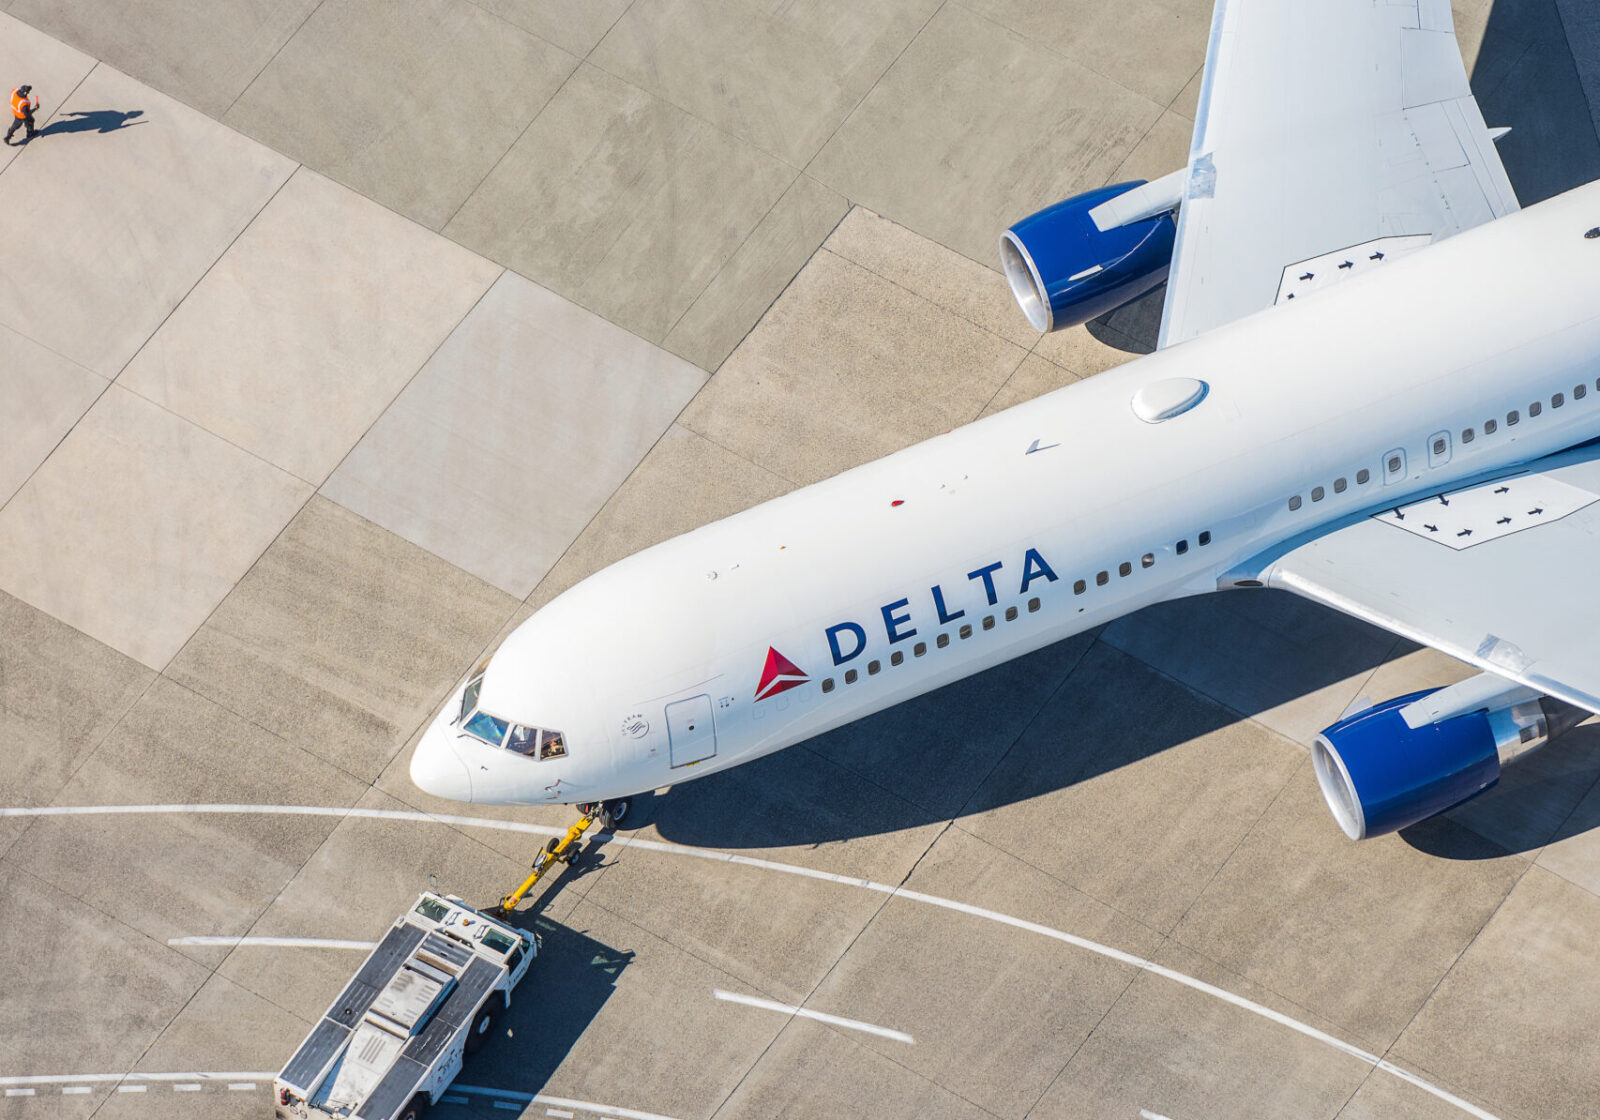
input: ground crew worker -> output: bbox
[6,84,37,145]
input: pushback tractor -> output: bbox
[274,892,535,1120]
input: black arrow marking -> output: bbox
[1424,523,1439,532]
[1529,507,1544,515]
[1495,486,1510,494]
[1498,517,1512,525]
[1458,529,1473,537]
[1299,272,1314,281]
[1369,251,1385,261]
[1338,260,1354,270]
[1392,508,1405,520]
[1438,494,1449,506]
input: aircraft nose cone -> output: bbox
[410,734,473,803]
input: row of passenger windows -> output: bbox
[1287,378,1600,513]
[817,531,1216,696]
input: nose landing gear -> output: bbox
[491,799,631,917]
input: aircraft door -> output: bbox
[666,695,717,768]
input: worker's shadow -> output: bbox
[37,109,145,137]
[464,913,634,1093]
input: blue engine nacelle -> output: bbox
[1312,689,1582,840]
[999,181,1177,333]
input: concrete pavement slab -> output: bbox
[121,168,501,486]
[0,859,211,1084]
[1391,866,1600,1120]
[0,322,105,507]
[803,829,1160,1117]
[521,423,793,614]
[0,386,311,670]
[1170,762,1523,1054]
[590,0,939,166]
[474,0,632,58]
[131,971,310,1080]
[1535,769,1600,897]
[663,173,848,372]
[224,0,576,231]
[0,12,96,172]
[822,206,1038,348]
[5,675,369,959]
[716,1017,996,1120]
[958,641,1305,934]
[489,898,785,1119]
[1336,1070,1500,1120]
[964,0,1208,108]
[166,497,516,783]
[321,272,706,598]
[979,352,1081,418]
[808,3,1164,264]
[0,63,293,377]
[1111,106,1195,183]
[6,0,319,118]
[1103,589,1404,746]
[678,248,1026,486]
[0,591,151,858]
[1033,938,1374,1120]
[445,63,796,344]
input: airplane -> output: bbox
[412,0,1600,843]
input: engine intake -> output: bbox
[999,181,1176,333]
[1313,688,1584,840]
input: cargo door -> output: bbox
[666,695,716,767]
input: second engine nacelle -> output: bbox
[1312,687,1584,840]
[999,181,1176,333]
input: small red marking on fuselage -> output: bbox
[755,647,809,701]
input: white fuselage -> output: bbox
[410,182,1600,807]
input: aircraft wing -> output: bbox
[1254,445,1600,716]
[1159,0,1519,347]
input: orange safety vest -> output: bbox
[10,89,31,119]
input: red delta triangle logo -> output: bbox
[755,647,809,701]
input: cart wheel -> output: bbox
[464,996,501,1054]
[397,1093,430,1120]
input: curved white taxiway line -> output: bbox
[0,803,1501,1120]
[713,989,914,1043]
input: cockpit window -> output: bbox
[462,709,508,747]
[505,725,540,755]
[539,730,567,760]
[458,674,483,722]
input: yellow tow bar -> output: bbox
[495,805,602,915]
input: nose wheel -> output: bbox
[490,799,632,917]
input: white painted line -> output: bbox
[4,1088,33,1096]
[712,989,914,1044]
[454,1084,686,1120]
[442,1095,470,1105]
[0,1072,274,1087]
[62,1086,91,1094]
[0,804,1503,1120]
[1140,1111,1176,1120]
[492,1102,522,1111]
[174,1083,201,1091]
[117,1084,148,1093]
[546,1112,574,1118]
[227,1082,257,1091]
[168,936,378,951]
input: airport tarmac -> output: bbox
[2,2,1600,1118]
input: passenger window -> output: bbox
[1507,410,1519,425]
[1432,437,1446,456]
[959,624,973,639]
[1484,418,1497,434]
[844,669,858,684]
[913,641,927,657]
[1311,486,1324,502]
[1529,401,1542,417]
[1553,392,1565,408]
[1028,597,1041,612]
[937,633,950,649]
[890,651,904,666]
[1096,570,1109,586]
[1386,453,1403,476]
[868,660,880,675]
[539,730,567,760]
[1199,531,1212,546]
[1334,477,1347,493]
[1576,383,1587,400]
[1118,561,1132,577]
[822,678,835,693]
[1141,553,1154,568]
[1288,495,1302,511]
[1462,428,1474,444]
[982,615,995,631]
[1176,539,1188,554]
[1356,468,1370,484]
[1005,605,1018,621]
[1073,579,1086,595]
